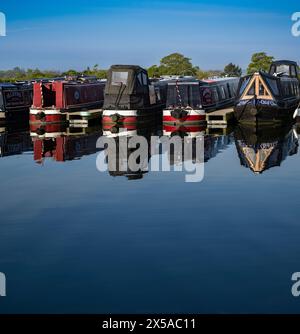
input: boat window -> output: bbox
[269,65,276,76]
[259,83,266,96]
[239,77,251,95]
[201,87,213,105]
[265,78,279,96]
[246,83,255,96]
[137,73,143,86]
[283,82,291,97]
[111,72,128,86]
[291,66,297,77]
[212,88,219,103]
[142,73,148,86]
[219,86,227,100]
[275,65,290,76]
[227,83,232,98]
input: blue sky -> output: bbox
[0,0,299,71]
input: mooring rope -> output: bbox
[175,80,183,108]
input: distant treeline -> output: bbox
[0,64,107,82]
[0,52,291,82]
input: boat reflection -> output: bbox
[163,124,205,166]
[102,125,158,180]
[234,124,298,174]
[163,125,233,164]
[0,124,32,157]
[31,124,103,163]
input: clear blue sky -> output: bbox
[0,0,299,71]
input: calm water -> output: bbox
[0,121,300,314]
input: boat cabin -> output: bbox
[269,60,299,78]
[103,65,167,110]
[199,77,239,112]
[0,83,33,121]
[32,78,105,111]
[165,78,202,109]
[164,76,239,112]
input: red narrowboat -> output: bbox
[30,77,105,124]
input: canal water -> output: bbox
[0,122,300,314]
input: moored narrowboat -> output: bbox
[102,65,167,126]
[199,77,239,112]
[30,77,105,124]
[0,82,33,122]
[163,78,206,125]
[162,76,239,125]
[234,60,300,123]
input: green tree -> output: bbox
[147,65,162,78]
[196,69,210,80]
[223,63,242,77]
[247,52,274,75]
[63,69,80,77]
[159,53,198,76]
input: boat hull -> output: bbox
[234,99,297,124]
[30,108,67,124]
[102,106,163,126]
[163,109,206,125]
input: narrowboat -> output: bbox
[102,65,167,127]
[162,76,239,125]
[0,82,33,122]
[199,77,239,112]
[234,60,300,123]
[30,76,105,124]
[234,124,298,173]
[163,78,206,125]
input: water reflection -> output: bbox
[234,123,298,174]
[30,124,103,163]
[0,124,32,157]
[103,125,158,180]
[0,120,299,177]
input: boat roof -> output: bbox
[271,60,298,66]
[164,77,200,85]
[110,65,145,72]
[201,77,239,83]
[0,83,18,88]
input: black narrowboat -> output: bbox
[163,76,239,125]
[102,65,167,126]
[199,77,239,112]
[234,60,300,123]
[0,82,33,122]
[163,77,206,125]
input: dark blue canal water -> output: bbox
[0,123,300,314]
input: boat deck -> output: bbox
[66,108,103,126]
[206,108,235,126]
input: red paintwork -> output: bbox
[30,113,67,124]
[102,116,138,124]
[103,124,137,131]
[163,115,206,123]
[33,137,65,163]
[32,81,104,110]
[163,125,206,133]
[30,123,67,134]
